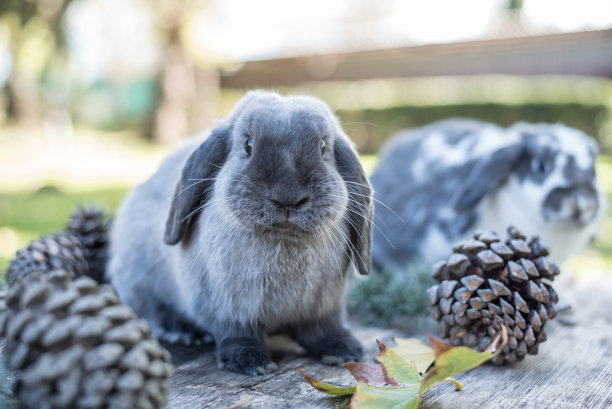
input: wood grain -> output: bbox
[1,280,611,408]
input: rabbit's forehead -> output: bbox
[552,126,596,169]
[238,105,332,141]
[521,125,596,170]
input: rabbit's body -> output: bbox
[108,91,372,375]
[108,138,202,339]
[371,119,601,269]
[182,201,349,331]
[110,137,348,333]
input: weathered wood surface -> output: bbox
[418,277,612,409]
[164,276,612,409]
[2,277,612,408]
[163,327,393,409]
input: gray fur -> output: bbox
[107,91,372,375]
[371,119,602,269]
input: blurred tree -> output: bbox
[148,0,219,145]
[507,0,523,11]
[0,0,74,124]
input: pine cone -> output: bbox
[7,233,88,286]
[1,269,173,409]
[426,226,559,364]
[66,207,111,283]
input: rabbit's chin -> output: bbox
[254,221,319,238]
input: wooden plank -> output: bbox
[162,279,612,408]
[164,327,395,409]
[419,279,612,409]
[1,280,611,408]
[220,29,612,88]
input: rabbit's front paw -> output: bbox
[293,318,364,365]
[217,337,272,376]
[319,333,363,365]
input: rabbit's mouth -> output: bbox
[266,218,311,235]
[276,220,293,229]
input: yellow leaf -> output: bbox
[376,340,422,385]
[377,337,435,374]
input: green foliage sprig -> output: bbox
[348,264,435,328]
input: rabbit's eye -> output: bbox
[320,139,326,154]
[531,158,548,174]
[244,137,253,157]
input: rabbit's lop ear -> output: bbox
[452,143,524,211]
[164,123,231,245]
[334,136,373,275]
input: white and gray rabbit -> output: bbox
[371,118,602,270]
[106,91,373,375]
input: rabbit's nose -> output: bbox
[573,193,598,224]
[270,196,310,210]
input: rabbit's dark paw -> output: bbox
[299,329,363,365]
[217,337,272,376]
[318,334,363,365]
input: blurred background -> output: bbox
[0,0,611,277]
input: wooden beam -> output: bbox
[220,29,612,88]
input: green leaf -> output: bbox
[296,368,356,396]
[420,328,508,393]
[420,348,491,393]
[378,337,436,374]
[376,340,422,384]
[351,381,420,409]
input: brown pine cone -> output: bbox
[7,233,88,286]
[1,269,173,409]
[426,226,559,364]
[66,206,111,283]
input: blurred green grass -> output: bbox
[0,154,610,276]
[0,187,128,272]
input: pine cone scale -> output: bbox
[477,250,504,271]
[460,274,485,291]
[438,280,458,298]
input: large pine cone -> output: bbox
[426,226,559,364]
[7,233,88,286]
[66,207,111,283]
[1,269,173,409]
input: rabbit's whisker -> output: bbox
[322,225,347,280]
[314,225,343,279]
[175,178,217,198]
[179,186,217,222]
[320,188,395,248]
[329,221,368,274]
[341,121,380,128]
[320,180,403,222]
[322,192,395,249]
[207,162,245,178]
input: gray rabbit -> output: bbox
[107,91,373,375]
[371,118,602,270]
